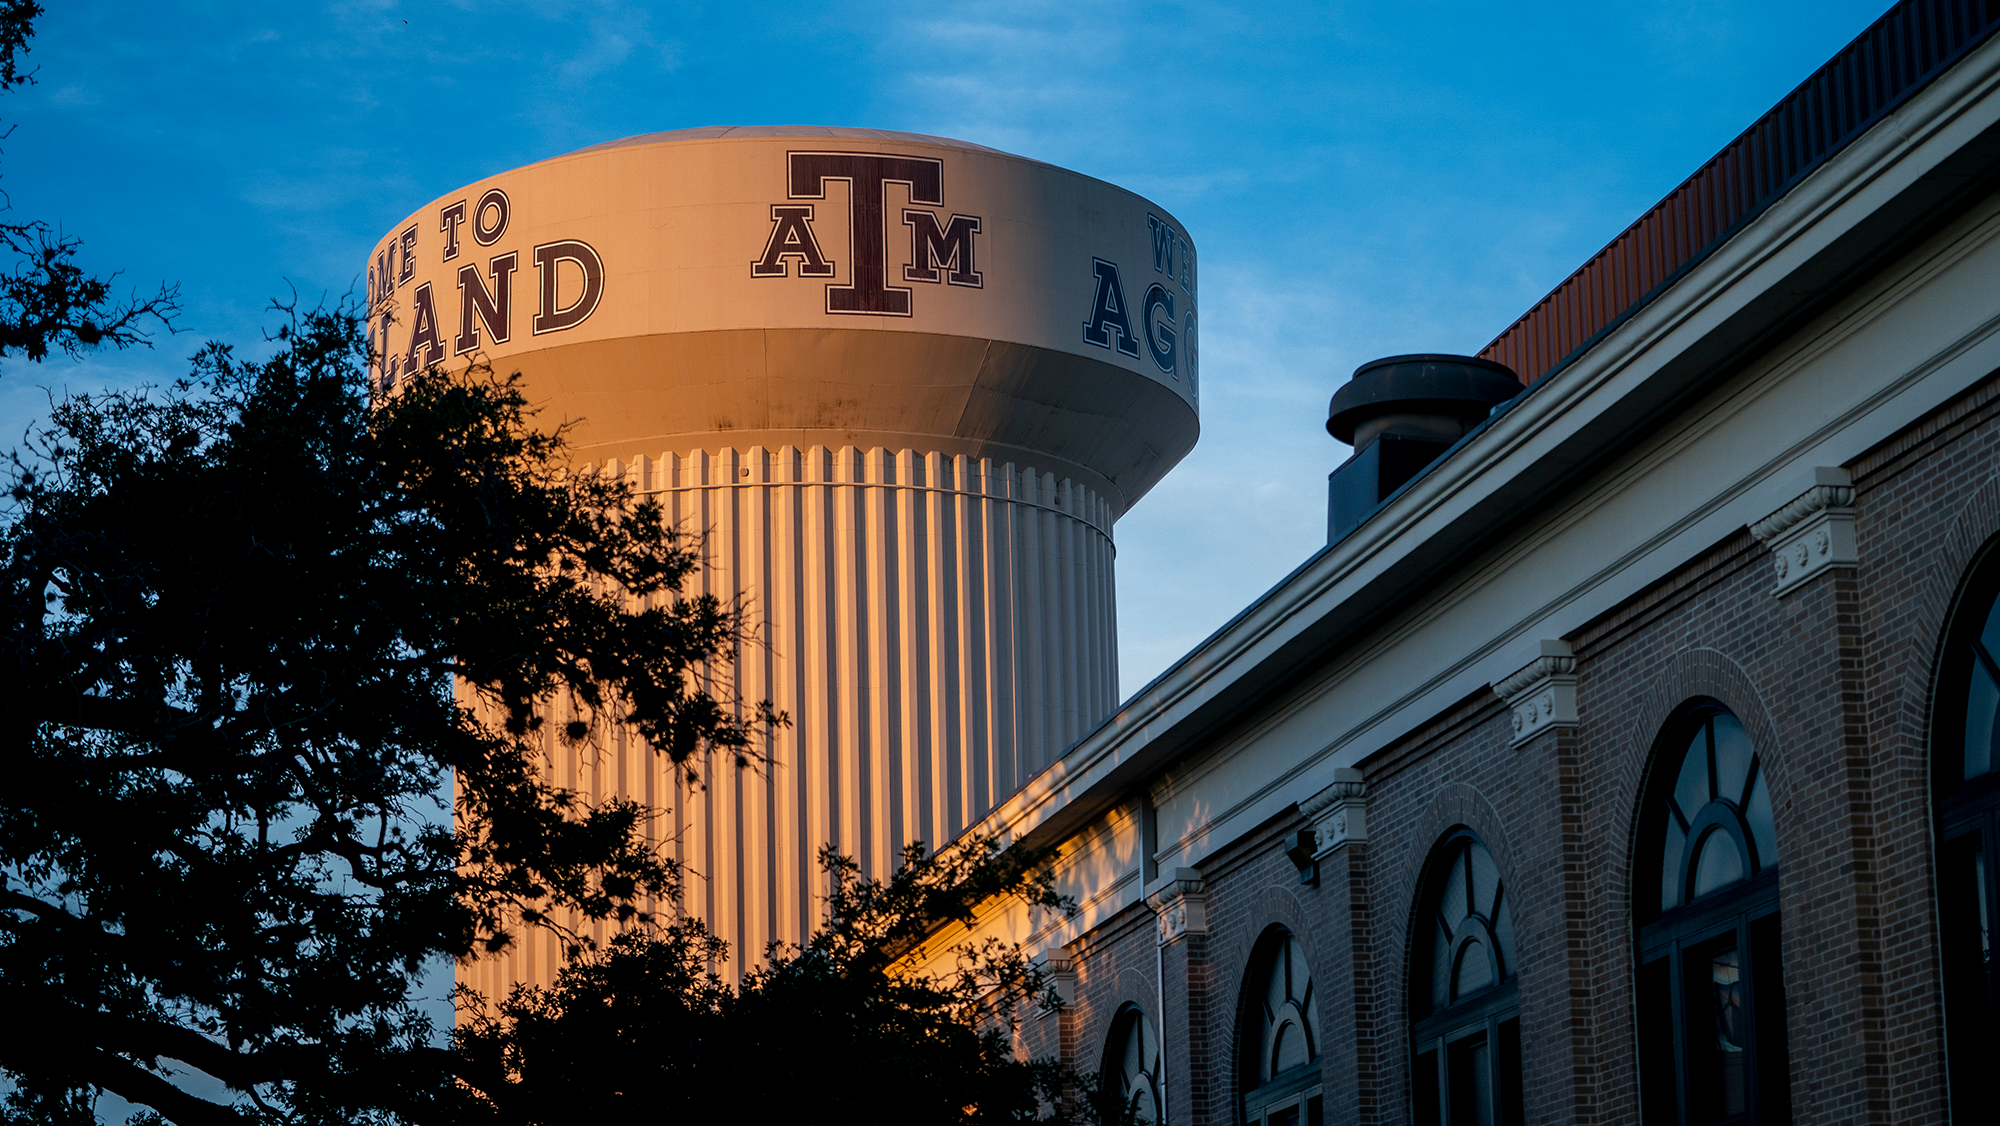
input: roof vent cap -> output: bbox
[1326,353,1521,449]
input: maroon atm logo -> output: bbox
[752,151,983,316]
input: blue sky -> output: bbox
[2,0,1891,696]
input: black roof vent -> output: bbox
[1325,353,1520,545]
[1326,353,1521,449]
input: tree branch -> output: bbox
[76,1047,250,1126]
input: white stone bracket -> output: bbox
[1495,639,1579,746]
[1750,466,1857,597]
[1145,868,1207,946]
[1033,951,1077,1016]
[1300,768,1369,866]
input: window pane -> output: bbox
[1980,597,2000,664]
[1967,656,2000,781]
[1256,934,1317,1081]
[1440,848,1470,928]
[1112,1007,1162,1121]
[1662,818,1687,910]
[1432,920,1454,1011]
[1306,1094,1324,1126]
[1274,1020,1309,1073]
[1637,958,1679,1126]
[1713,713,1752,807]
[1453,938,1494,1000]
[1674,726,1711,817]
[1415,1049,1442,1126]
[1710,947,1747,1118]
[1268,1106,1301,1126]
[1744,770,1777,872]
[1303,973,1320,1050]
[1691,828,1747,898]
[1497,1018,1525,1126]
[1492,887,1517,976]
[1471,843,1500,919]
[1448,1033,1496,1126]
[1267,941,1290,1019]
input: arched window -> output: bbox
[1934,545,2000,1121]
[1410,831,1521,1126]
[1101,1005,1162,1125]
[1634,704,1790,1126]
[1239,928,1323,1126]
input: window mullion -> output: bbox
[1485,1014,1502,1122]
[1986,812,2000,1017]
[1706,719,1719,804]
[1670,943,1691,1126]
[1463,843,1475,918]
[1974,640,2000,690]
[1738,917,1760,1123]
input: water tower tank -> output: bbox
[368,126,1199,985]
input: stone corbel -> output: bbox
[1145,868,1207,945]
[1495,640,1578,746]
[1033,951,1076,1015]
[1750,467,1857,596]
[1299,768,1369,861]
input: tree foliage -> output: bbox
[455,837,1111,1126]
[0,305,1105,1126]
[0,306,778,1124]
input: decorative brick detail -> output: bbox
[1494,640,1579,745]
[1301,768,1370,855]
[1147,868,1208,945]
[1750,466,1858,596]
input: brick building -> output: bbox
[913,3,2000,1123]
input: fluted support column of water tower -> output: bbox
[368,126,1201,990]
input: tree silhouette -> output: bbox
[0,306,779,1124]
[0,10,1105,1123]
[453,838,1116,1126]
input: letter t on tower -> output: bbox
[786,152,945,316]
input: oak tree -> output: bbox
[0,306,776,1124]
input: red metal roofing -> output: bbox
[1482,0,2000,386]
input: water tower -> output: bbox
[368,126,1199,988]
